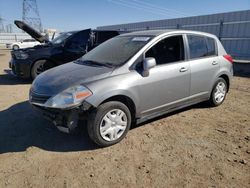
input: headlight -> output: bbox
[44,85,92,109]
[14,51,29,59]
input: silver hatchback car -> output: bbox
[30,30,233,147]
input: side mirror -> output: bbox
[142,57,156,77]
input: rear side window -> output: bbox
[187,35,217,59]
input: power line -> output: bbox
[107,0,191,18]
[108,0,171,17]
[120,0,191,17]
[131,0,192,17]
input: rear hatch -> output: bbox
[14,20,49,43]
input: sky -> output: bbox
[0,0,250,32]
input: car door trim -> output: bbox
[137,91,209,123]
[140,91,208,116]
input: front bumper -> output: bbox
[9,58,32,79]
[6,44,12,49]
[31,102,92,133]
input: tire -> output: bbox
[208,77,228,107]
[12,45,19,50]
[31,60,54,80]
[87,101,132,147]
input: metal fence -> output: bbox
[0,33,58,44]
[0,33,32,44]
[97,10,250,61]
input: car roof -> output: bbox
[120,29,216,38]
[120,29,174,36]
[62,29,120,32]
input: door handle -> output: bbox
[212,61,218,65]
[179,67,188,72]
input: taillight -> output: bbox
[223,54,233,64]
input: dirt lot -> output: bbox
[0,49,249,188]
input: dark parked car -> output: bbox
[9,20,121,79]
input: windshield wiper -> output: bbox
[77,60,114,68]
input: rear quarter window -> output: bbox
[206,37,217,56]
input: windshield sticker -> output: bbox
[132,37,151,42]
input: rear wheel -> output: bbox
[87,101,131,147]
[12,45,19,50]
[208,77,227,107]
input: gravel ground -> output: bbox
[0,49,249,188]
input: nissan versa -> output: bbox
[10,20,120,79]
[29,30,233,147]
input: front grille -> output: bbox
[30,90,51,105]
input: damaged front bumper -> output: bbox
[9,58,32,78]
[31,102,92,133]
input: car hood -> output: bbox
[31,62,114,96]
[14,20,49,43]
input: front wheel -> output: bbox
[208,77,228,107]
[87,101,132,147]
[31,60,54,80]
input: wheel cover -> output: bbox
[99,109,128,142]
[214,81,226,103]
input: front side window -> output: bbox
[145,35,184,65]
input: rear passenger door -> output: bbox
[187,35,219,98]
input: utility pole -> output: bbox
[6,24,13,33]
[0,16,5,33]
[22,0,43,32]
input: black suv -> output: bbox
[10,21,120,79]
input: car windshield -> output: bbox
[50,32,74,44]
[79,36,152,66]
